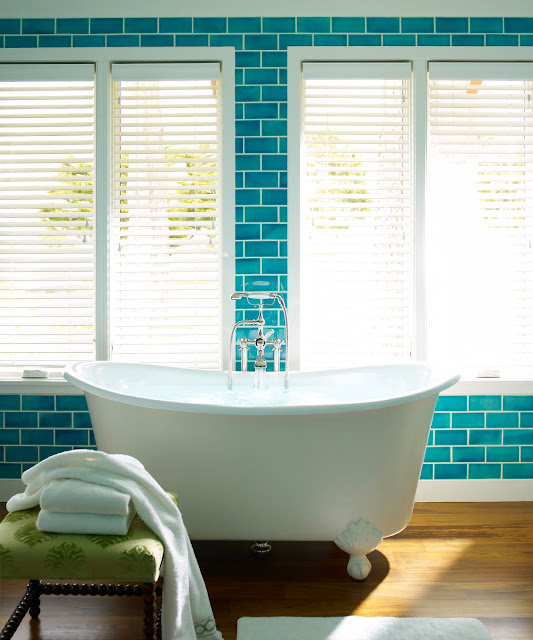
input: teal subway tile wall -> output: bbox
[1,15,533,479]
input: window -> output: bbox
[290,52,533,377]
[0,54,233,376]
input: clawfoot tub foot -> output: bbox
[334,518,383,580]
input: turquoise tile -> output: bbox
[236,207,244,223]
[0,430,20,445]
[424,446,450,463]
[22,19,54,34]
[276,240,285,255]
[452,35,485,46]
[244,241,278,258]
[470,18,502,33]
[262,18,295,33]
[262,224,287,240]
[504,429,533,445]
[262,52,287,67]
[0,19,20,34]
[235,69,243,85]
[159,18,192,33]
[469,463,501,479]
[193,18,226,33]
[245,207,278,223]
[21,429,53,445]
[0,396,20,410]
[56,395,88,411]
[279,69,287,84]
[489,34,519,48]
[348,34,382,46]
[436,17,468,33]
[236,189,260,205]
[520,35,533,45]
[90,18,123,34]
[0,445,3,460]
[435,429,467,445]
[332,17,365,33]
[5,36,37,47]
[0,36,4,47]
[244,276,278,290]
[5,412,37,429]
[39,35,71,47]
[39,412,72,429]
[367,18,400,33]
[262,258,287,275]
[235,102,243,119]
[262,121,287,137]
[236,51,260,67]
[74,35,105,47]
[279,34,312,49]
[452,412,484,428]
[503,396,533,411]
[89,433,96,446]
[401,17,434,33]
[175,35,208,46]
[262,86,287,102]
[236,172,243,188]
[245,172,278,188]
[235,258,261,274]
[73,413,92,429]
[486,412,518,428]
[427,431,434,446]
[279,172,287,188]
[418,34,450,46]
[55,429,88,446]
[245,103,278,119]
[236,85,260,102]
[237,121,260,136]
[420,464,433,479]
[235,137,243,153]
[141,34,173,46]
[245,68,278,84]
[0,463,22,479]
[383,34,416,46]
[236,224,261,240]
[434,463,467,480]
[503,463,533,479]
[237,155,260,171]
[245,34,277,50]
[487,446,520,462]
[229,18,261,33]
[22,395,54,411]
[57,18,89,34]
[431,412,450,428]
[39,446,71,460]
[108,35,139,46]
[436,396,466,411]
[469,395,501,411]
[452,446,485,462]
[6,446,38,463]
[262,189,287,205]
[236,242,244,257]
[469,429,502,445]
[297,17,330,33]
[279,137,287,153]
[125,17,157,33]
[245,137,277,153]
[521,413,533,427]
[210,34,243,49]
[505,18,533,33]
[522,446,533,462]
[315,34,347,46]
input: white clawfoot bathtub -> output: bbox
[64,362,459,579]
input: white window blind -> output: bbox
[300,63,412,369]
[427,63,533,371]
[111,63,222,367]
[0,64,95,373]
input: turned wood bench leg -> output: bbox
[142,582,157,640]
[0,579,42,640]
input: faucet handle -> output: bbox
[264,329,274,340]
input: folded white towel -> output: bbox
[40,478,131,516]
[36,503,136,535]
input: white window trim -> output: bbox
[0,47,235,390]
[288,46,533,395]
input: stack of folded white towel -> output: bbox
[36,478,136,535]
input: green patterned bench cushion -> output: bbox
[0,493,177,582]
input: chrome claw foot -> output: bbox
[334,517,383,580]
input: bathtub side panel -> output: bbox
[85,392,436,540]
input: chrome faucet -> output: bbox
[228,292,289,390]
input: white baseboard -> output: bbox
[1,479,532,504]
[415,479,533,502]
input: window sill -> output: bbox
[0,377,81,395]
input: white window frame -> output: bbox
[288,46,533,394]
[0,46,235,390]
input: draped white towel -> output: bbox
[40,478,132,515]
[36,503,136,535]
[6,449,222,640]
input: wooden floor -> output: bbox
[1,502,531,639]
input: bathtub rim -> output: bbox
[64,361,460,416]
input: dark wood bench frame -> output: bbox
[0,580,163,640]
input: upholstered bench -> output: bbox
[0,494,177,640]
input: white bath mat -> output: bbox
[237,616,492,640]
